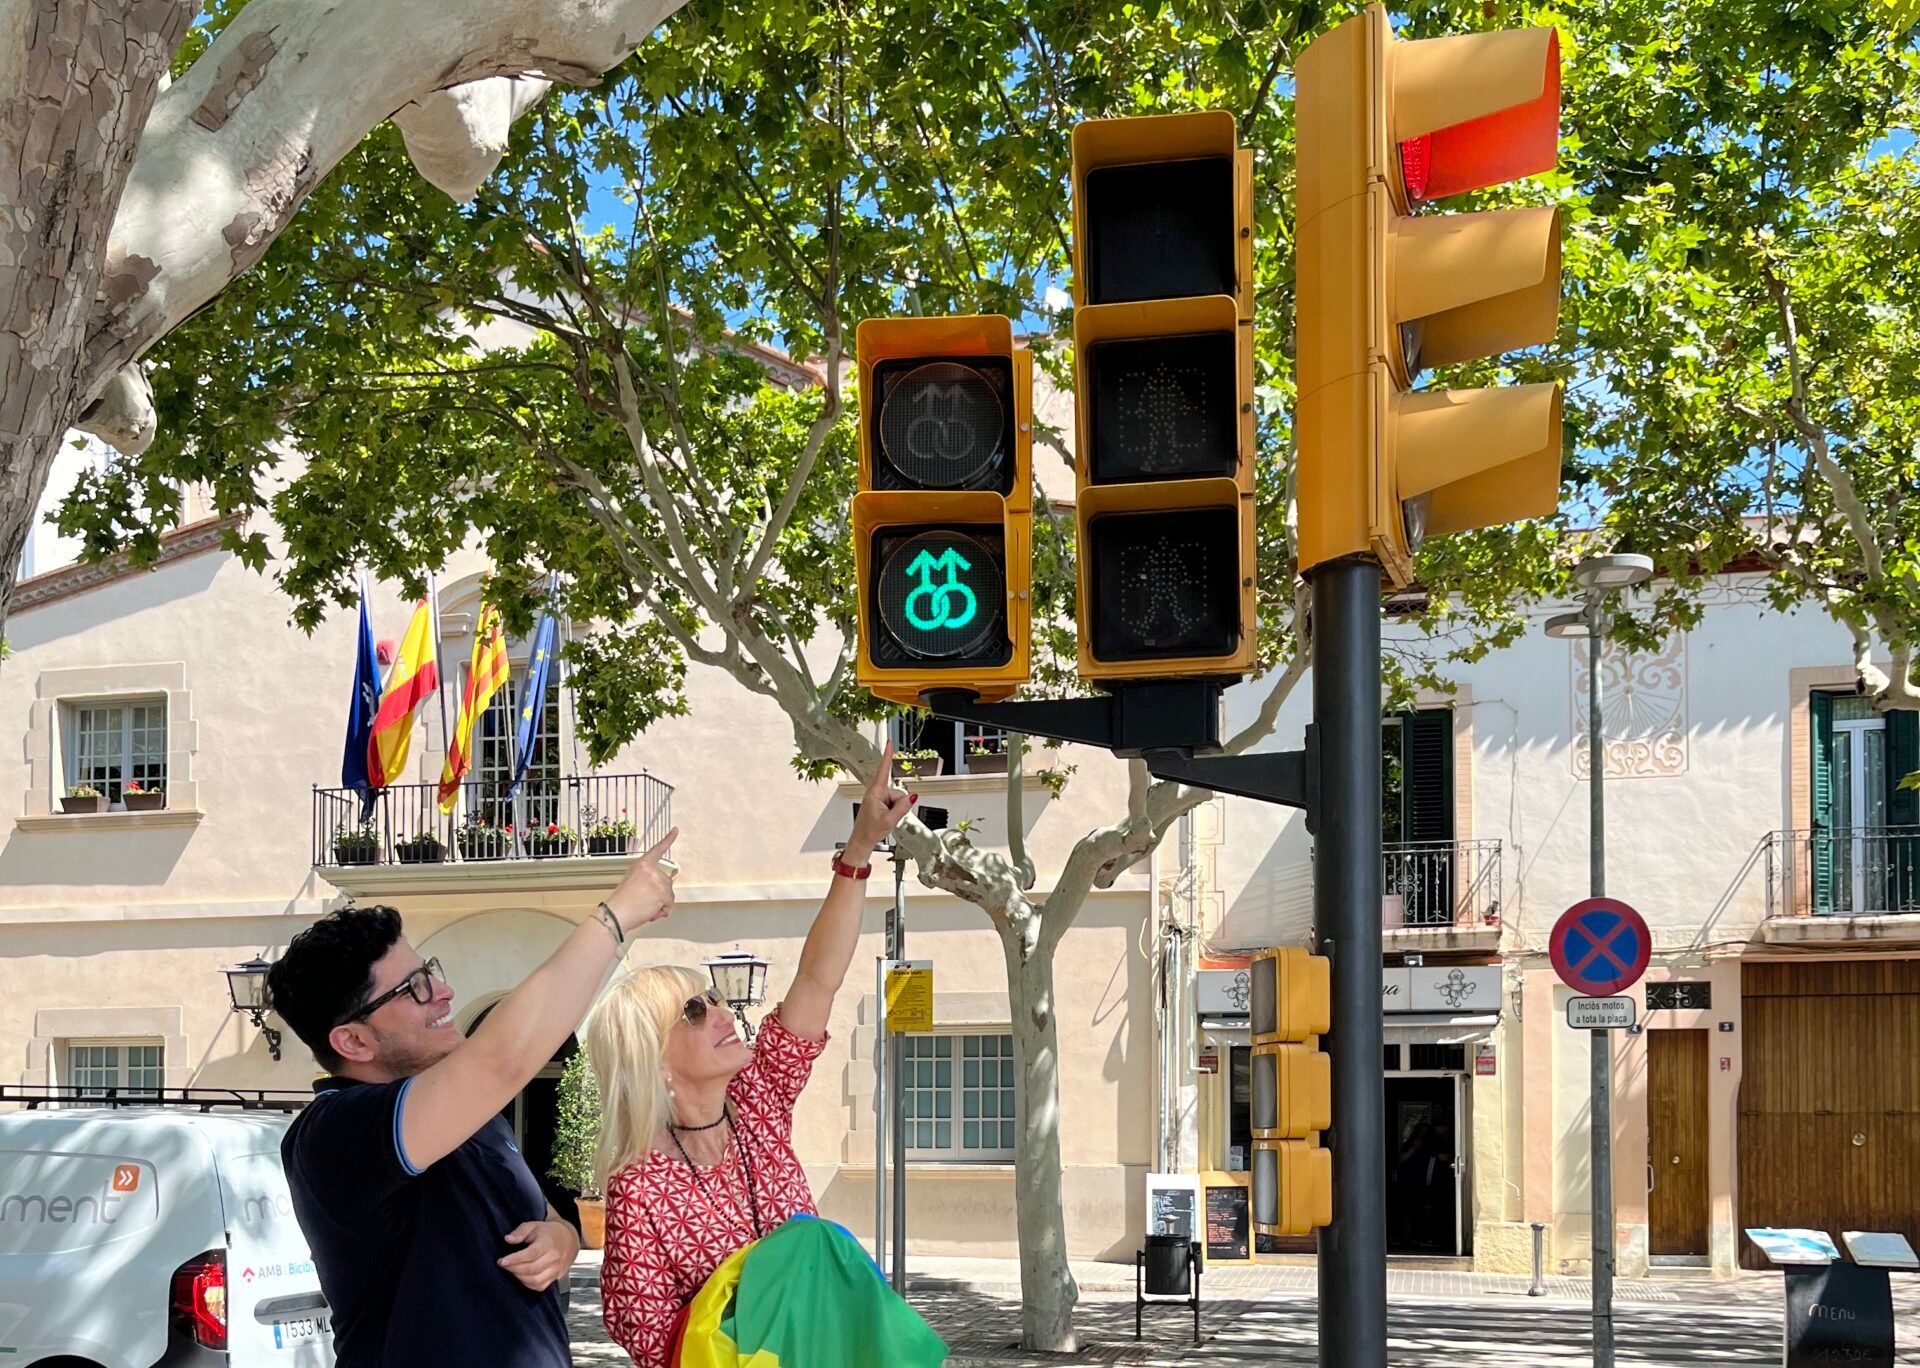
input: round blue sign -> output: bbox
[1549,898,1651,997]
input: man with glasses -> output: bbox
[267,830,677,1366]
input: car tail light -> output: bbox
[169,1250,227,1350]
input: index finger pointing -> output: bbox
[639,827,679,866]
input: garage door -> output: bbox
[1738,960,1920,1269]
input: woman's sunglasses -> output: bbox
[681,988,722,1027]
[340,958,447,1026]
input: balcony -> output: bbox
[312,772,673,901]
[1381,839,1504,953]
[1762,826,1920,948]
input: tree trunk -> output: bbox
[0,0,194,631]
[998,907,1080,1352]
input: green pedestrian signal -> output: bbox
[875,528,1004,662]
[903,546,979,632]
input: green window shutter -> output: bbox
[1884,708,1919,909]
[1403,709,1456,921]
[1810,691,1835,913]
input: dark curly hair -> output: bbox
[267,905,405,1071]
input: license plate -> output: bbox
[272,1317,323,1348]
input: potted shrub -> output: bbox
[455,816,512,861]
[61,784,105,815]
[525,822,576,858]
[549,1048,605,1248]
[122,780,166,812]
[331,820,381,866]
[891,748,944,781]
[582,806,636,857]
[394,830,446,865]
[964,740,1009,776]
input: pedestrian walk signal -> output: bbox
[854,316,1032,707]
[1250,947,1334,1238]
[1070,112,1257,684]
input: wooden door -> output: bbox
[1738,961,1920,1269]
[1649,1029,1710,1256]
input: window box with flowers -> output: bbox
[332,821,381,866]
[892,749,944,782]
[123,781,166,812]
[456,817,513,862]
[62,784,106,815]
[525,823,576,858]
[582,806,635,857]
[394,830,447,865]
[964,740,1009,776]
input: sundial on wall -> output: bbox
[1571,635,1689,779]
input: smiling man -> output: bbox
[266,836,676,1366]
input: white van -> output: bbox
[0,1092,334,1367]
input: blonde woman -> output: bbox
[588,746,916,1366]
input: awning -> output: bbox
[1382,1013,1501,1046]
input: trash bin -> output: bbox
[1143,1233,1191,1296]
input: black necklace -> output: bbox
[669,1110,727,1132]
[668,1106,763,1241]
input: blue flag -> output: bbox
[341,587,381,819]
[506,609,558,799]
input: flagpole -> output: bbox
[427,571,451,759]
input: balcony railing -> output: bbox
[313,772,673,870]
[1382,839,1503,929]
[1766,826,1920,918]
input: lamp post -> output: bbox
[1544,552,1652,1368]
[222,955,283,1061]
[704,948,771,1042]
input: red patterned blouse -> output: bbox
[600,1010,827,1367]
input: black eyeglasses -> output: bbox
[341,958,447,1026]
[681,989,722,1027]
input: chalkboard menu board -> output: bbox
[1204,1181,1251,1262]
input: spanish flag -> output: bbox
[672,1216,946,1367]
[367,597,440,789]
[438,604,509,812]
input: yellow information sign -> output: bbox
[884,960,934,1033]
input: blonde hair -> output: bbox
[582,963,710,1192]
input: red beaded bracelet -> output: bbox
[831,855,873,881]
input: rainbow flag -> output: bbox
[673,1216,946,1367]
[368,597,439,788]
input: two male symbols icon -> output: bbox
[903,546,978,633]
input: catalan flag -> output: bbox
[438,604,509,812]
[367,597,440,789]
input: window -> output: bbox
[1647,981,1711,1011]
[66,1041,164,1096]
[899,1032,1017,1160]
[473,669,562,828]
[65,700,167,803]
[1811,692,1920,914]
[889,715,1010,777]
[1381,709,1455,924]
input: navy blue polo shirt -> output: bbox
[283,1075,571,1367]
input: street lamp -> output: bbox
[1544,551,1652,1368]
[704,948,770,1042]
[222,955,283,1061]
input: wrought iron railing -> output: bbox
[312,772,673,870]
[1381,839,1503,928]
[1766,826,1920,918]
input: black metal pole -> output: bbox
[890,848,908,1293]
[1312,559,1387,1368]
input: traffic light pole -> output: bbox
[1312,558,1388,1368]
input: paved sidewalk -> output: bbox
[565,1249,1920,1366]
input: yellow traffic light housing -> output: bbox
[1295,4,1565,588]
[854,315,1032,707]
[1249,946,1334,1237]
[1069,111,1258,682]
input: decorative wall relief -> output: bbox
[1571,634,1689,779]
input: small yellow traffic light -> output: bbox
[1294,4,1565,588]
[1069,111,1258,682]
[854,315,1032,707]
[1250,946,1333,1237]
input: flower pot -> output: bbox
[333,843,380,867]
[459,845,509,862]
[122,791,166,812]
[892,757,944,781]
[577,1197,606,1251]
[964,753,1009,776]
[527,838,574,859]
[587,835,631,857]
[395,844,445,865]
[61,795,106,814]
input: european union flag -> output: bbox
[506,609,558,799]
[340,588,381,820]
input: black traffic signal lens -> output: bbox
[1251,1050,1278,1133]
[1083,156,1236,306]
[1085,331,1238,484]
[1087,506,1241,663]
[871,358,1015,494]
[870,524,1010,666]
[1251,1144,1280,1226]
